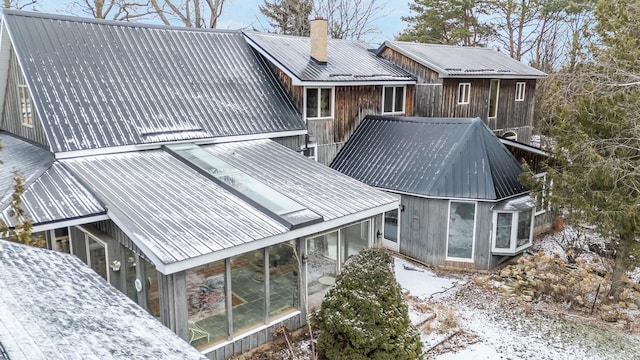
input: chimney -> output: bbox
[310,17,328,63]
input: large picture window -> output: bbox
[305,87,333,119]
[186,260,228,348]
[382,86,405,114]
[447,201,476,261]
[492,208,534,255]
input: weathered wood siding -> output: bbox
[398,195,495,270]
[493,79,537,143]
[272,135,305,152]
[2,48,48,146]
[159,271,189,341]
[380,48,441,117]
[204,314,303,360]
[267,64,304,112]
[441,78,491,119]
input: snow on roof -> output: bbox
[0,240,205,360]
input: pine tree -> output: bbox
[259,0,312,36]
[0,170,42,247]
[317,248,422,360]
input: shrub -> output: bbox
[317,248,422,360]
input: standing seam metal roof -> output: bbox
[245,32,415,82]
[380,41,547,78]
[330,116,527,201]
[3,10,305,153]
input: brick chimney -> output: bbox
[310,17,328,63]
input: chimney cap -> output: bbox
[313,16,325,20]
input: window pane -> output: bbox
[307,231,338,308]
[88,238,108,281]
[320,88,332,117]
[384,209,398,243]
[186,260,227,347]
[144,260,160,318]
[517,209,533,248]
[383,86,394,113]
[495,213,513,249]
[340,221,369,266]
[489,80,499,118]
[394,86,404,112]
[306,88,318,118]
[447,202,475,259]
[269,241,299,318]
[232,251,265,334]
[124,247,138,302]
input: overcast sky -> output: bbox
[31,0,410,46]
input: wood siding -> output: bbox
[1,48,48,146]
[398,195,496,271]
[268,64,304,112]
[380,48,441,83]
[272,135,305,152]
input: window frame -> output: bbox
[303,86,334,120]
[534,172,552,215]
[457,83,471,105]
[491,209,534,255]
[17,84,33,128]
[381,85,406,115]
[445,200,477,263]
[515,82,526,102]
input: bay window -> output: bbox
[491,197,535,255]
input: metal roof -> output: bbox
[330,116,528,201]
[0,240,206,360]
[245,32,415,83]
[62,150,289,267]
[0,133,52,204]
[204,139,399,220]
[379,41,547,79]
[2,10,305,153]
[0,163,105,227]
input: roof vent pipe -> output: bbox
[310,16,328,64]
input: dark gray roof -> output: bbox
[3,10,305,153]
[0,240,206,359]
[0,133,105,228]
[379,41,547,79]
[245,32,415,83]
[331,116,527,201]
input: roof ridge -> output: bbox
[2,9,242,34]
[388,40,495,51]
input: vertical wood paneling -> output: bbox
[272,135,305,151]
[442,78,491,119]
[380,48,441,83]
[415,84,442,117]
[333,85,382,143]
[399,195,448,267]
[1,48,48,146]
[473,202,493,270]
[269,65,304,111]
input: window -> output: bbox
[446,201,476,261]
[17,84,33,127]
[305,87,333,119]
[384,209,399,243]
[186,260,228,348]
[488,79,499,119]
[515,82,526,101]
[534,172,552,215]
[492,208,534,254]
[382,86,405,114]
[457,83,471,104]
[300,143,317,161]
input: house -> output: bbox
[331,116,542,270]
[0,239,206,359]
[377,41,547,144]
[0,10,398,359]
[244,18,416,165]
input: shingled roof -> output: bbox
[330,116,528,201]
[1,10,305,153]
[378,41,547,79]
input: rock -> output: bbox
[635,298,640,308]
[601,312,618,322]
[522,290,535,297]
[522,295,533,302]
[627,303,638,310]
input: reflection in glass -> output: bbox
[186,260,227,348]
[88,238,108,281]
[384,86,394,113]
[495,213,512,249]
[340,221,369,266]
[447,202,475,259]
[307,232,338,308]
[144,260,161,318]
[517,209,533,248]
[232,251,265,335]
[306,88,318,118]
[394,86,404,113]
[384,210,398,243]
[268,241,299,318]
[320,88,332,117]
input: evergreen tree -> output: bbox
[259,0,312,36]
[398,0,494,46]
[0,170,41,247]
[317,248,422,360]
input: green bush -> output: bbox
[317,248,422,360]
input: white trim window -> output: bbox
[457,83,471,104]
[17,84,33,127]
[488,79,500,119]
[446,201,476,262]
[515,82,526,101]
[300,143,317,161]
[534,172,552,215]
[382,86,406,115]
[492,208,534,255]
[305,87,333,120]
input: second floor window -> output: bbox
[488,79,499,119]
[382,86,405,114]
[515,82,526,101]
[18,84,33,127]
[457,83,471,104]
[306,87,332,119]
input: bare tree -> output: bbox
[3,0,38,9]
[149,0,225,28]
[314,0,387,40]
[70,0,155,21]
